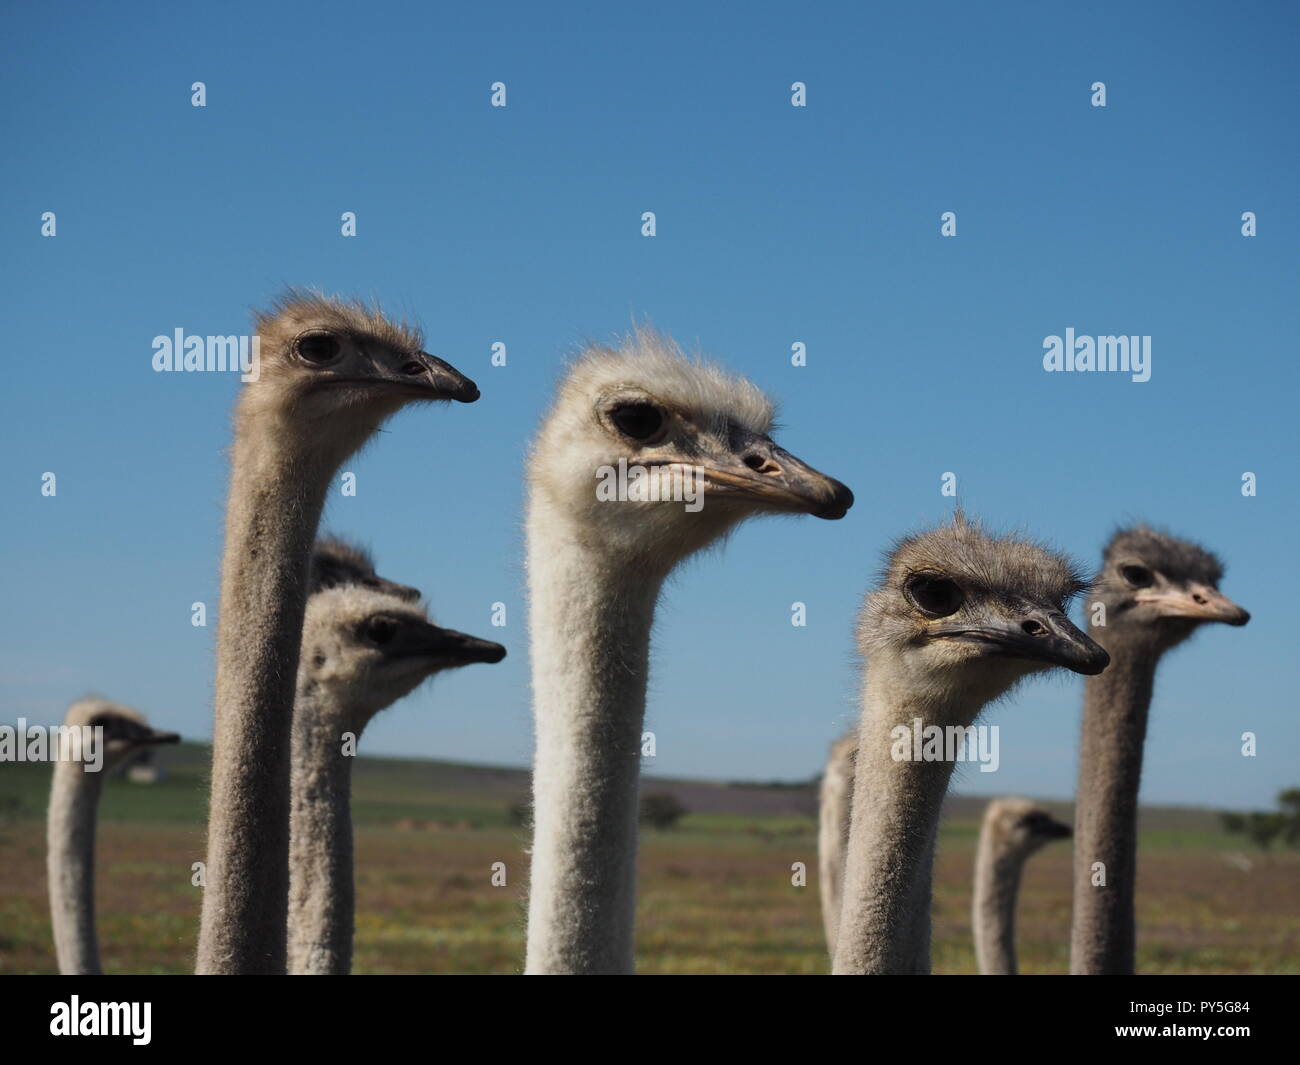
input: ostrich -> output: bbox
[310,535,421,602]
[196,292,479,974]
[833,515,1109,975]
[47,699,179,974]
[817,730,856,955]
[288,578,505,975]
[1070,526,1248,975]
[524,327,853,974]
[973,797,1071,975]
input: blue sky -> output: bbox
[1,1,1296,808]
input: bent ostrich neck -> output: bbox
[197,425,333,974]
[524,517,664,974]
[1070,634,1158,975]
[47,762,107,974]
[288,702,358,975]
[833,674,964,975]
[974,838,1026,975]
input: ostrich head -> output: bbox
[311,537,421,602]
[983,797,1072,859]
[1090,526,1249,651]
[528,328,853,569]
[244,291,479,464]
[298,586,506,729]
[62,699,179,773]
[857,515,1109,713]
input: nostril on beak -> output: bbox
[1022,620,1047,637]
[743,453,777,474]
[1193,593,1208,604]
[401,361,425,376]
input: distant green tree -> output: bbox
[1244,812,1285,851]
[640,792,687,830]
[1279,789,1300,845]
[1220,789,1300,849]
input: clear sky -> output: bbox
[1,1,1296,808]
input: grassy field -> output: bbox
[2,744,1296,974]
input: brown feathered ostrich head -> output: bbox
[243,291,479,467]
[1089,526,1249,652]
[857,514,1110,715]
[982,796,1073,860]
[61,699,179,773]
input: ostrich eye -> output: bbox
[1120,564,1154,588]
[905,574,964,618]
[296,332,341,365]
[366,617,398,646]
[610,402,664,442]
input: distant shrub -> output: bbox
[1280,789,1300,845]
[1222,788,1300,850]
[1245,812,1285,851]
[640,792,687,830]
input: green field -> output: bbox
[3,744,1296,974]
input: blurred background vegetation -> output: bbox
[2,744,1296,974]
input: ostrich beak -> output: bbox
[408,623,507,665]
[1044,820,1073,840]
[324,352,480,403]
[935,611,1110,675]
[403,352,480,403]
[696,433,854,520]
[141,729,181,746]
[1135,584,1250,626]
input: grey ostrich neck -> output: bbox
[47,761,107,974]
[973,838,1027,975]
[288,698,359,975]
[524,517,666,974]
[833,671,970,975]
[196,421,333,974]
[1070,624,1160,975]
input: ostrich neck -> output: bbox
[816,740,854,957]
[833,669,975,975]
[973,838,1025,975]
[524,514,665,974]
[1070,631,1159,975]
[196,421,334,974]
[47,761,106,974]
[288,696,359,975]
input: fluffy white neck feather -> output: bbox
[47,761,106,975]
[524,508,666,974]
